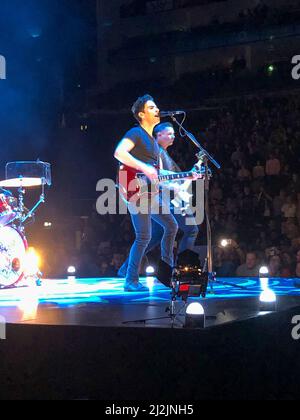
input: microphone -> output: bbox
[159,110,185,117]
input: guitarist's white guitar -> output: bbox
[171,154,211,214]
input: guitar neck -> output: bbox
[157,171,194,182]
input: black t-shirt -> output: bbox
[124,126,159,165]
[159,147,181,172]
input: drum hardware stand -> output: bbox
[15,182,45,228]
[170,114,248,292]
[21,183,45,225]
[18,185,45,286]
[17,186,26,231]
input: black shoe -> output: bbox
[124,282,149,292]
[156,259,172,288]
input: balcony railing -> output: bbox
[109,20,300,63]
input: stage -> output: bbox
[0,276,300,400]
[0,276,300,328]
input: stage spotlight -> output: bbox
[259,266,269,275]
[67,266,76,275]
[259,266,269,290]
[44,222,52,228]
[67,266,76,281]
[146,265,155,275]
[28,27,42,38]
[24,247,40,275]
[220,239,230,247]
[259,289,277,312]
[267,64,275,74]
[185,302,205,329]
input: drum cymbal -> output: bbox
[0,177,43,188]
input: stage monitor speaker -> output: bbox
[156,259,172,288]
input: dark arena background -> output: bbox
[0,0,300,402]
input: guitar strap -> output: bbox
[159,147,181,173]
[154,138,161,172]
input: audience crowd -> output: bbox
[50,92,300,279]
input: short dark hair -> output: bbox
[131,94,154,122]
[153,122,174,138]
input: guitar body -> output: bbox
[118,164,159,203]
[117,162,207,204]
[171,179,193,208]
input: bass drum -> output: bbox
[0,226,28,288]
[0,193,18,226]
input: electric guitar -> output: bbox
[171,155,211,214]
[117,164,206,203]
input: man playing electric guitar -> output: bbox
[114,95,179,292]
[118,122,201,279]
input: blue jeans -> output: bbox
[145,210,199,255]
[125,201,178,284]
[121,207,198,280]
[174,210,199,254]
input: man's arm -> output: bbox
[114,138,158,180]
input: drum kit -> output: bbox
[0,161,51,289]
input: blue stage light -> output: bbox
[28,27,42,38]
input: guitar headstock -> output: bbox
[196,151,205,161]
[192,165,212,179]
[193,152,212,178]
[193,152,206,171]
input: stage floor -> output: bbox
[0,276,300,329]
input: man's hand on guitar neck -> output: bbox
[139,163,159,181]
[188,169,200,180]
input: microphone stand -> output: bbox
[170,114,248,293]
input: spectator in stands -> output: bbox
[213,246,236,277]
[273,190,286,218]
[295,250,300,278]
[107,253,125,277]
[237,163,251,182]
[281,252,293,277]
[231,145,244,165]
[290,173,300,194]
[268,254,282,277]
[252,160,265,179]
[78,253,100,278]
[265,153,281,176]
[236,252,260,276]
[211,181,223,202]
[99,261,111,277]
[281,196,297,220]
